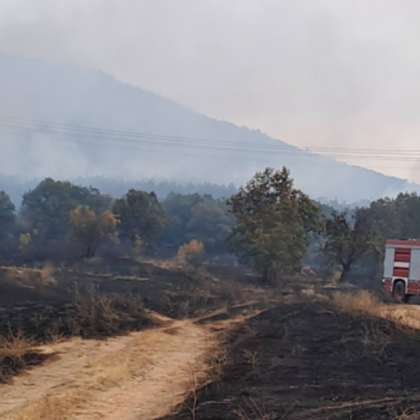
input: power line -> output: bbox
[2,114,420,156]
[2,115,420,170]
[1,115,419,158]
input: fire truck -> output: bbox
[383,239,420,302]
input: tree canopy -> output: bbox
[228,167,320,283]
[358,193,420,241]
[112,189,166,247]
[159,193,234,254]
[69,205,118,258]
[20,178,112,240]
[324,212,380,281]
[0,191,16,239]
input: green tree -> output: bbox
[187,199,235,255]
[69,205,118,258]
[394,193,420,239]
[228,167,320,283]
[356,197,400,241]
[159,193,235,255]
[0,191,16,239]
[112,190,166,248]
[160,193,203,249]
[324,212,380,282]
[20,178,112,240]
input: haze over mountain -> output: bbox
[1,51,419,204]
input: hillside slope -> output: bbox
[0,51,418,202]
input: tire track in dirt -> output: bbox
[0,318,216,420]
[0,335,136,416]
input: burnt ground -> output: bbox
[0,261,254,341]
[165,298,420,420]
[0,258,257,383]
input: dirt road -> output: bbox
[0,318,216,420]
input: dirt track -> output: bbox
[0,317,216,420]
[4,294,420,420]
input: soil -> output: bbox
[165,298,420,420]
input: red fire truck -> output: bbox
[383,239,420,302]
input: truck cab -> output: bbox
[383,239,420,302]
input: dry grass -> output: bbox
[0,331,44,384]
[2,265,57,289]
[328,290,420,363]
[2,321,212,420]
[387,406,420,420]
[243,350,258,369]
[1,333,153,420]
[331,290,383,317]
[159,269,250,319]
[69,289,153,339]
[0,287,153,385]
[207,348,230,385]
[183,366,199,420]
[86,355,131,388]
[329,290,420,336]
[39,263,57,286]
[232,398,273,420]
[2,391,81,420]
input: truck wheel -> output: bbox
[393,281,407,303]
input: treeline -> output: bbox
[0,175,237,208]
[2,170,420,284]
[0,178,235,263]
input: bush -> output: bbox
[331,290,382,317]
[178,240,205,267]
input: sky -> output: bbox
[1,0,420,181]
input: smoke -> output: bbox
[1,1,420,183]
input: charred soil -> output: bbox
[0,259,257,384]
[165,297,420,420]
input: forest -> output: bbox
[1,167,420,285]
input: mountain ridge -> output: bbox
[0,50,418,202]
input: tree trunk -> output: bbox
[85,243,96,258]
[339,262,351,282]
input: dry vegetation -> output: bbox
[0,318,218,420]
[331,289,383,317]
[0,264,157,384]
[0,258,260,387]
[7,255,420,420]
[163,287,420,420]
[0,332,49,385]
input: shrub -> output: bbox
[19,232,32,251]
[331,290,382,317]
[131,234,145,259]
[178,240,204,267]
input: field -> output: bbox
[2,259,420,420]
[166,293,420,420]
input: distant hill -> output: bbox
[0,51,419,203]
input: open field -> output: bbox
[164,293,420,420]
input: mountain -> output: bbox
[0,51,418,203]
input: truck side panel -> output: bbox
[409,249,420,281]
[384,247,395,278]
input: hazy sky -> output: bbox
[1,0,420,180]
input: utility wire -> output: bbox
[1,115,420,169]
[1,114,420,156]
[0,115,419,157]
